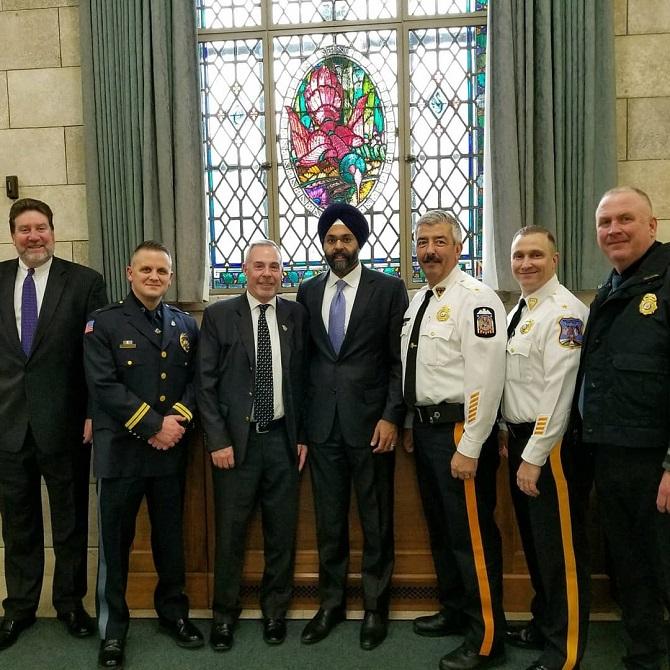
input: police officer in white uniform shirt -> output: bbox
[401,210,507,670]
[501,226,589,670]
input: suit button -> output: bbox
[161,351,167,358]
[245,416,250,422]
[248,392,252,396]
[161,373,167,380]
[159,395,166,402]
[127,361,133,366]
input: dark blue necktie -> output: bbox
[328,280,347,354]
[21,268,38,356]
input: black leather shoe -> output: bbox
[98,638,124,669]
[158,617,204,648]
[505,623,544,650]
[210,622,234,651]
[360,610,387,650]
[525,664,552,670]
[0,615,36,650]
[300,608,345,644]
[413,611,465,637]
[57,608,95,638]
[263,618,287,645]
[439,643,506,670]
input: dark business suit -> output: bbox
[296,265,408,612]
[84,293,198,640]
[196,293,307,620]
[0,256,107,619]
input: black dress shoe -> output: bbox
[300,608,345,644]
[263,618,287,645]
[210,622,234,651]
[57,608,95,638]
[505,622,545,650]
[0,615,36,650]
[413,611,465,637]
[360,610,387,650]
[439,643,506,670]
[158,617,204,648]
[98,638,124,669]
[525,664,551,670]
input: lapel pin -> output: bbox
[281,324,287,331]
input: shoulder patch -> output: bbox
[474,307,496,338]
[558,317,583,348]
[84,320,95,334]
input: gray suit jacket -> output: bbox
[196,293,308,464]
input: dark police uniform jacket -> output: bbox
[84,293,198,478]
[578,242,670,457]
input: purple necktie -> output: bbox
[328,280,346,354]
[21,268,38,356]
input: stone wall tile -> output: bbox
[628,98,670,160]
[59,6,79,67]
[65,125,85,183]
[616,98,627,160]
[0,127,66,189]
[0,72,8,129]
[0,9,60,70]
[616,35,670,97]
[628,0,670,34]
[617,160,670,218]
[657,220,670,243]
[614,0,627,35]
[3,1,77,8]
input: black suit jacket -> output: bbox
[84,293,199,478]
[296,265,408,446]
[196,293,308,464]
[0,256,107,454]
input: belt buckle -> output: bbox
[428,410,441,424]
[255,422,270,434]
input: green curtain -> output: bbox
[483,0,616,291]
[79,1,206,302]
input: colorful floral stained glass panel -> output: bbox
[275,31,399,287]
[408,25,486,282]
[196,0,262,30]
[200,39,269,289]
[407,0,487,16]
[272,0,395,25]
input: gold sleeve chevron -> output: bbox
[172,403,193,422]
[125,402,150,430]
[533,415,549,436]
[466,391,480,424]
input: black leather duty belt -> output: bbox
[250,417,285,434]
[414,403,465,425]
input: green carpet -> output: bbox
[0,619,625,669]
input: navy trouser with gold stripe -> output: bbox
[508,423,590,670]
[413,421,505,656]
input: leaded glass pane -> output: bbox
[273,0,395,25]
[196,0,262,30]
[408,25,486,282]
[408,0,487,16]
[200,39,268,289]
[275,31,399,286]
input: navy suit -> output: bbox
[296,265,408,612]
[0,257,107,619]
[197,293,308,620]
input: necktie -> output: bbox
[21,268,38,356]
[328,279,347,355]
[254,303,274,426]
[403,289,433,407]
[507,298,527,338]
[610,272,623,294]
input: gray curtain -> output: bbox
[483,0,616,291]
[80,1,206,302]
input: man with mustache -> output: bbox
[401,210,506,670]
[0,198,107,651]
[297,203,408,650]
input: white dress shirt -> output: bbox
[321,262,362,335]
[14,257,53,337]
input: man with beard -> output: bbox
[297,203,408,650]
[0,198,106,651]
[401,210,506,670]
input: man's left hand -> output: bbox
[370,419,398,454]
[517,460,541,497]
[297,443,308,472]
[656,470,670,513]
[451,451,478,480]
[83,418,93,445]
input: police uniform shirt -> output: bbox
[320,262,362,333]
[401,265,507,458]
[247,293,284,421]
[14,256,52,334]
[502,275,588,466]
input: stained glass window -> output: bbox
[198,1,487,290]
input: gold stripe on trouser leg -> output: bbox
[456,421,495,656]
[549,441,580,670]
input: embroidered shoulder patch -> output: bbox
[474,307,496,338]
[558,317,583,348]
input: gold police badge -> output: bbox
[180,332,191,352]
[519,320,534,335]
[436,306,450,322]
[639,293,658,316]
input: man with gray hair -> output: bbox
[197,239,308,650]
[401,210,507,670]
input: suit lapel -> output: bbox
[123,294,162,348]
[310,272,336,357]
[276,296,293,372]
[237,294,255,365]
[31,257,67,354]
[340,266,374,353]
[0,260,22,356]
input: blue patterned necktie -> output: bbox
[254,304,274,426]
[21,267,38,356]
[328,279,347,355]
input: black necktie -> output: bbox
[507,298,527,338]
[254,304,274,426]
[404,289,433,407]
